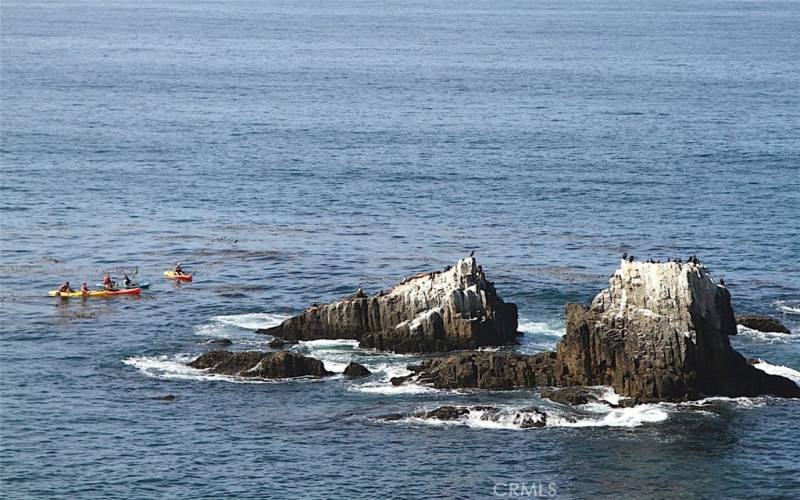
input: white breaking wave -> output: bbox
[679,396,767,409]
[518,319,564,337]
[297,339,360,373]
[122,354,330,384]
[393,403,669,430]
[212,312,289,330]
[349,363,440,395]
[517,318,564,354]
[752,360,800,385]
[193,312,289,344]
[774,300,800,315]
[294,339,431,391]
[122,354,285,384]
[593,386,629,406]
[735,325,797,344]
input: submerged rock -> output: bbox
[343,362,371,378]
[398,261,800,403]
[268,338,298,348]
[188,350,331,379]
[736,315,791,334]
[425,406,471,420]
[512,407,548,428]
[407,405,547,428]
[205,338,233,346]
[258,256,518,353]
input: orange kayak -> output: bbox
[48,287,142,298]
[164,271,192,281]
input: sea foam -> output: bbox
[752,360,800,385]
[392,402,669,430]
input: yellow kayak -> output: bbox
[48,288,142,298]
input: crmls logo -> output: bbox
[493,482,558,497]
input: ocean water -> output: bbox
[1,0,799,497]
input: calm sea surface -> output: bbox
[2,0,799,498]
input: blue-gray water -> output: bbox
[2,0,799,498]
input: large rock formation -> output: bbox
[188,350,331,379]
[258,257,518,353]
[558,261,798,401]
[398,261,800,403]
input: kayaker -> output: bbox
[123,274,133,287]
[58,281,74,293]
[173,263,185,275]
[102,275,117,291]
[80,282,90,296]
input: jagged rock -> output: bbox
[424,406,471,420]
[188,350,331,379]
[390,375,412,386]
[257,257,518,353]
[205,338,233,346]
[405,351,559,390]
[398,261,800,403]
[513,407,548,428]
[343,362,371,378]
[736,315,791,334]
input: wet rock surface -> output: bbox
[404,351,559,390]
[188,350,331,379]
[258,257,518,353]
[267,338,298,348]
[343,362,371,378]
[736,315,791,334]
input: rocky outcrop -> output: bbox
[258,257,518,353]
[398,351,559,390]
[343,362,371,378]
[736,315,791,334]
[188,350,331,379]
[557,261,798,401]
[397,261,800,403]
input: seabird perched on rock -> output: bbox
[622,252,628,260]
[628,255,634,263]
[469,250,475,257]
[719,278,725,286]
